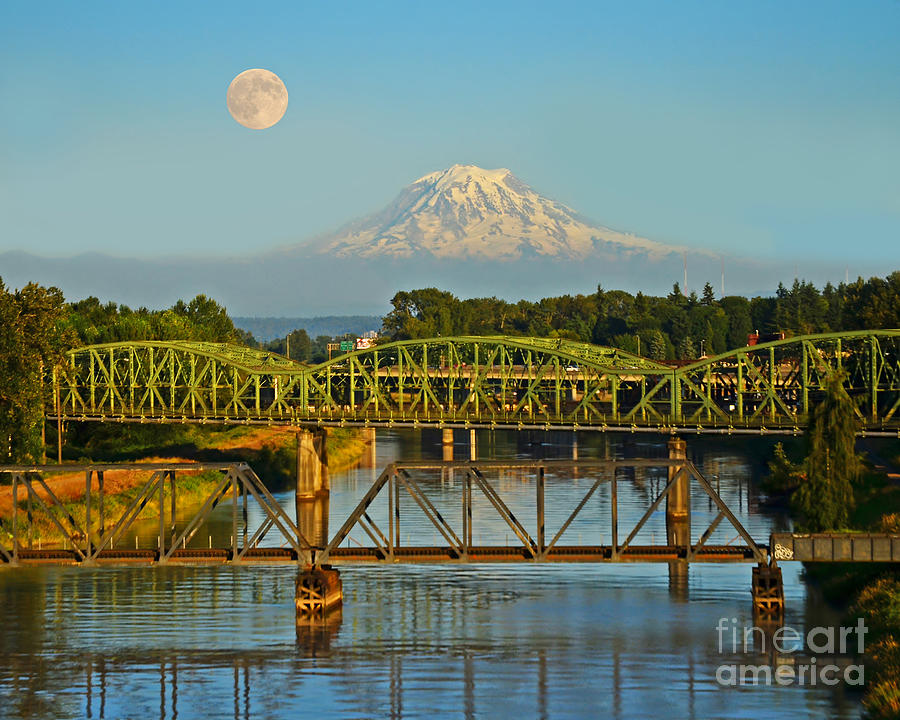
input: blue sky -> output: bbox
[1,1,898,272]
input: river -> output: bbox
[0,430,863,719]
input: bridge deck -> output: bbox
[3,544,761,566]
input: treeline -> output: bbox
[0,290,257,463]
[381,272,900,361]
[2,272,899,463]
[61,294,349,364]
[65,295,251,345]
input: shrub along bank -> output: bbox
[768,437,900,719]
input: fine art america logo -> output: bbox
[715,617,867,687]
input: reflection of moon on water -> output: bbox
[226,68,288,129]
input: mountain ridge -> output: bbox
[308,164,681,261]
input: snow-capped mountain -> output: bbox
[314,164,675,261]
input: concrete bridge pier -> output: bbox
[360,427,377,468]
[296,494,330,550]
[296,429,329,500]
[668,561,689,600]
[442,428,454,462]
[296,428,329,561]
[665,438,690,547]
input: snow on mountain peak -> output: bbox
[316,165,674,261]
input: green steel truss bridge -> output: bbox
[49,330,900,435]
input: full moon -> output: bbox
[226,69,288,130]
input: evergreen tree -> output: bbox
[677,335,695,361]
[649,330,668,361]
[792,370,862,530]
[701,282,715,306]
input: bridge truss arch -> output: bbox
[51,331,900,433]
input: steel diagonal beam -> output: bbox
[362,511,391,549]
[237,467,311,552]
[622,375,669,421]
[61,361,86,414]
[678,372,730,423]
[236,516,276,559]
[268,373,301,414]
[22,474,87,560]
[227,371,256,416]
[470,468,537,556]
[397,469,463,553]
[31,471,90,542]
[87,471,165,559]
[512,362,553,417]
[685,461,765,562]
[883,395,900,423]
[318,466,393,565]
[305,372,340,411]
[136,347,169,415]
[565,372,607,421]
[804,341,833,383]
[545,473,607,553]
[618,468,682,553]
[458,345,503,417]
[457,345,501,414]
[238,474,308,554]
[399,346,442,415]
[348,356,392,413]
[163,473,234,559]
[743,358,795,422]
[188,356,213,414]
[92,348,128,414]
[357,514,390,557]
[688,510,725,561]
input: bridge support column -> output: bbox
[666,438,690,547]
[296,567,342,619]
[360,427,377,468]
[442,428,454,462]
[297,494,329,552]
[469,429,476,461]
[668,561,689,600]
[751,563,784,621]
[296,429,329,500]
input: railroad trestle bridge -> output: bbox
[48,330,900,434]
[3,455,899,620]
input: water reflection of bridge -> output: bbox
[8,605,857,720]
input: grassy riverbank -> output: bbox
[0,425,370,548]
